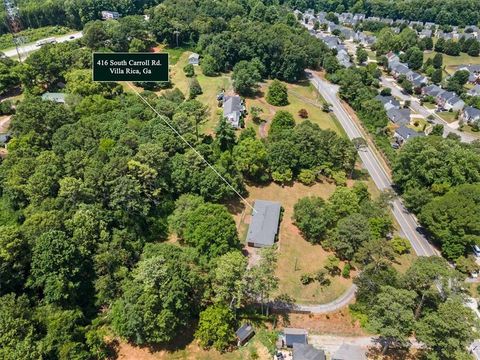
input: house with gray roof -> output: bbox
[246,200,281,248]
[445,95,465,111]
[223,95,245,128]
[293,343,326,360]
[387,108,411,125]
[394,125,425,144]
[282,328,308,348]
[422,84,444,98]
[462,106,480,124]
[470,340,480,360]
[336,49,352,68]
[41,92,66,103]
[436,90,456,108]
[424,22,436,29]
[419,29,432,38]
[332,343,367,360]
[468,84,480,96]
[375,95,400,111]
[391,63,410,78]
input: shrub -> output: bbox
[300,273,314,285]
[298,108,308,118]
[183,63,195,77]
[342,263,351,278]
[266,79,288,106]
[298,169,316,185]
[391,236,411,254]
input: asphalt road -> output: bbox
[308,71,437,257]
[380,76,478,143]
[4,31,83,60]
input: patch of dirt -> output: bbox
[0,115,11,133]
[275,309,367,337]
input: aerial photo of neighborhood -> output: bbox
[1,0,480,359]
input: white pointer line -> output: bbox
[126,82,256,213]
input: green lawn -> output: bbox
[409,117,429,132]
[437,111,459,123]
[424,51,480,75]
[157,44,194,65]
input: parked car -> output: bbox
[472,245,480,257]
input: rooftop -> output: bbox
[293,343,326,360]
[246,200,281,247]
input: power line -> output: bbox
[126,82,256,213]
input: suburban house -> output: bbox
[332,344,367,360]
[462,106,480,124]
[101,11,120,20]
[419,29,432,38]
[41,92,66,103]
[188,53,200,65]
[390,63,410,78]
[409,20,424,28]
[235,323,255,346]
[246,200,281,248]
[386,51,400,67]
[336,49,352,68]
[222,95,245,128]
[468,84,480,96]
[436,91,456,108]
[406,71,427,88]
[422,84,444,98]
[444,95,465,111]
[387,108,411,125]
[394,125,425,144]
[470,340,480,360]
[424,22,436,29]
[282,328,308,348]
[292,343,326,360]
[375,95,400,111]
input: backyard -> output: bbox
[424,51,480,75]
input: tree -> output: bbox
[324,255,341,276]
[298,108,308,118]
[246,247,278,315]
[432,53,443,69]
[416,298,479,359]
[183,63,195,77]
[189,77,203,99]
[111,244,201,345]
[331,213,371,260]
[66,69,120,97]
[368,286,416,353]
[266,80,288,106]
[201,54,218,76]
[403,256,456,319]
[356,47,368,65]
[129,38,147,52]
[177,202,240,259]
[0,225,29,295]
[328,187,360,221]
[29,230,85,306]
[232,60,263,96]
[430,124,444,136]
[195,305,236,351]
[420,184,480,260]
[215,116,236,152]
[233,138,269,182]
[269,110,295,136]
[405,47,423,70]
[293,196,332,243]
[431,68,442,84]
[468,40,480,57]
[212,251,247,309]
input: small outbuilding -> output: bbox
[292,343,326,360]
[246,200,281,248]
[41,92,66,103]
[188,53,200,65]
[235,323,255,346]
[332,343,366,360]
[283,328,308,348]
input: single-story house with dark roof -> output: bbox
[41,92,66,103]
[332,343,367,360]
[462,106,480,124]
[283,328,308,348]
[394,125,425,144]
[293,343,326,360]
[188,53,200,65]
[235,323,255,346]
[387,108,411,125]
[246,200,281,248]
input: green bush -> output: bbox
[342,263,351,278]
[298,169,316,185]
[183,63,195,77]
[266,79,288,106]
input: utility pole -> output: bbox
[3,0,26,61]
[173,30,180,47]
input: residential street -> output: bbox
[380,76,478,143]
[308,71,437,257]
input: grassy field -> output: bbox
[246,80,344,137]
[237,181,357,305]
[424,51,480,75]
